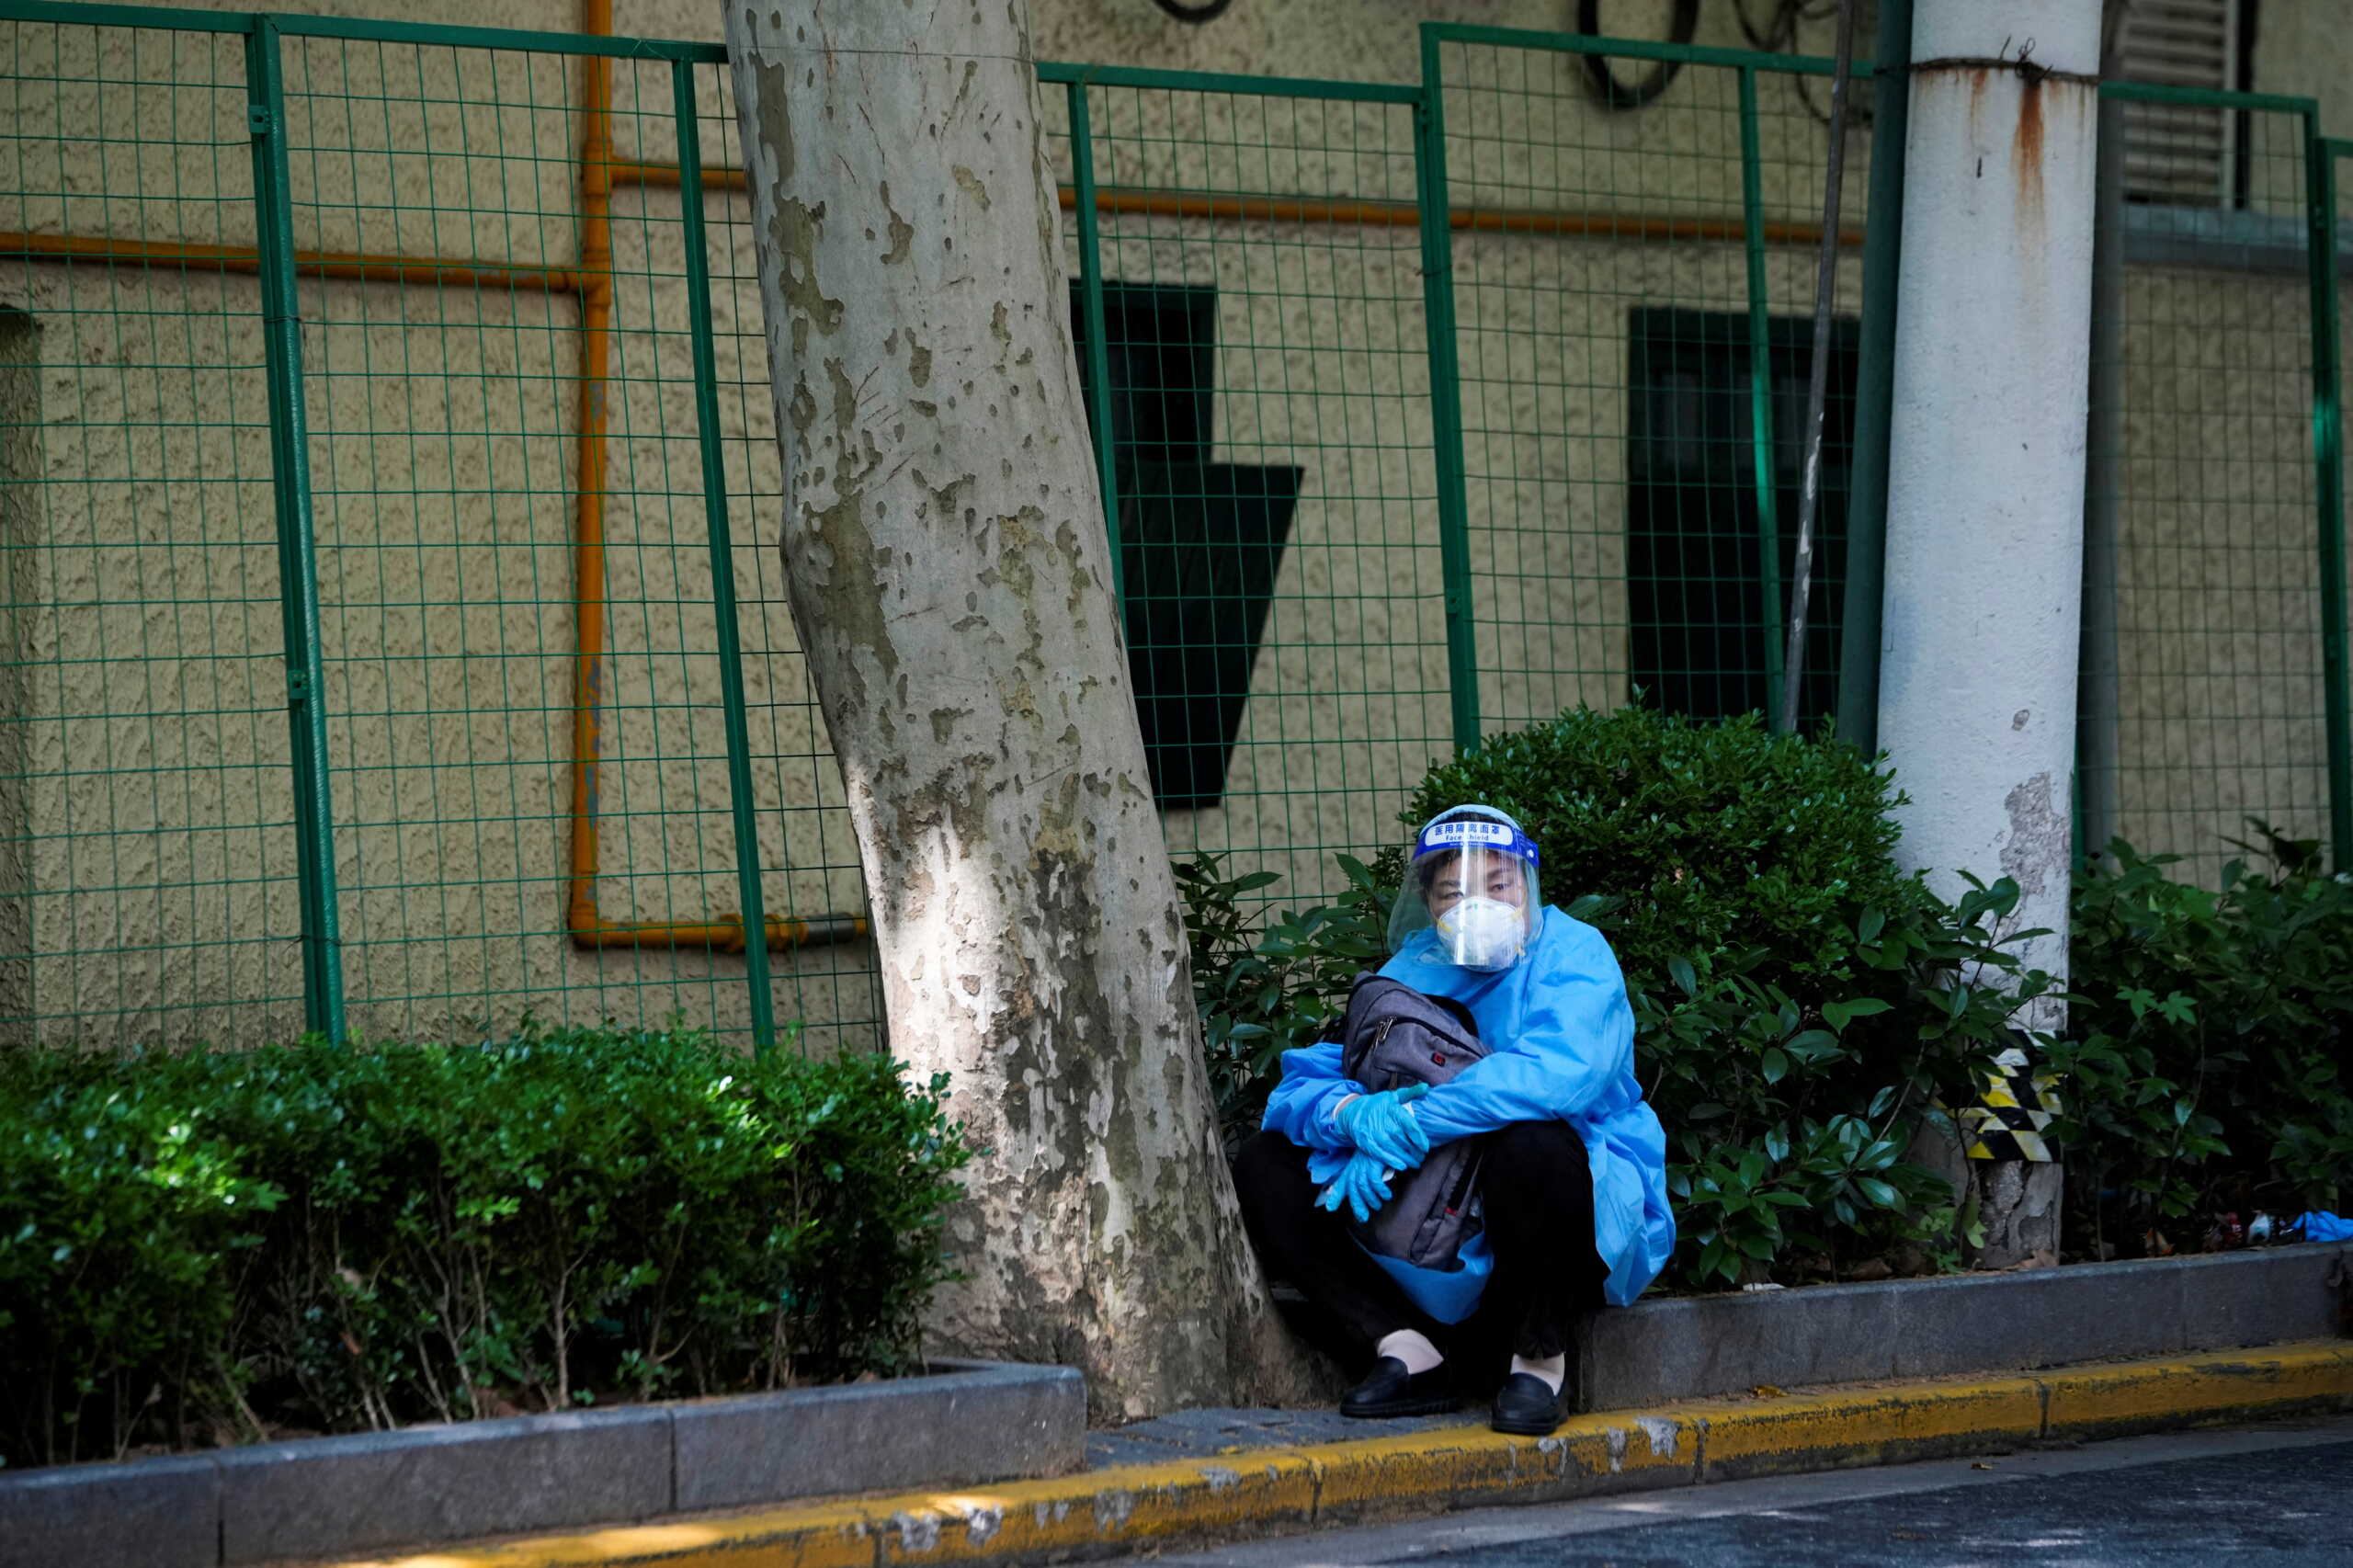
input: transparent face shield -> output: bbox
[1385,808,1541,971]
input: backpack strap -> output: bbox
[1340,971,1481,1041]
[1336,972,1485,1085]
[1426,992,1479,1036]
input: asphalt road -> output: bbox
[1118,1416,2353,1568]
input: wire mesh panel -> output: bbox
[2092,93,2332,880]
[0,14,303,1045]
[0,3,2344,1051]
[1428,28,1876,737]
[0,7,864,1051]
[1042,72,1450,908]
[279,32,591,1043]
[270,35,888,1053]
[665,56,883,1052]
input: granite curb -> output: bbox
[1574,1240,2352,1409]
[6,1244,2344,1568]
[304,1340,2353,1568]
[0,1358,1085,1568]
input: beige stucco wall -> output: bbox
[2252,0,2353,169]
[2109,262,2336,885]
[0,0,2343,1048]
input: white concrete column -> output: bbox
[1879,0,2101,1010]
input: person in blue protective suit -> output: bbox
[1232,804,1676,1436]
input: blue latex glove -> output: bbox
[1333,1083,1431,1172]
[2295,1210,2351,1243]
[1316,1152,1394,1224]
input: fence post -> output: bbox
[245,17,346,1040]
[2309,127,2351,873]
[1065,80,1128,608]
[1415,26,1481,756]
[2077,66,2128,869]
[673,60,779,1055]
[1737,65,1787,732]
[1836,0,1912,752]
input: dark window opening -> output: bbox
[1625,306,1859,727]
[1069,283,1301,809]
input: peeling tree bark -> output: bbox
[726,0,1303,1418]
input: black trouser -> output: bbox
[1233,1119,1607,1380]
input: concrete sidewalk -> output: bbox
[323,1340,2353,1568]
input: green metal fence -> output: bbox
[1038,62,1451,913]
[2082,82,2349,882]
[0,6,836,1050]
[0,4,2346,1052]
[1039,27,1904,917]
[1423,26,1887,737]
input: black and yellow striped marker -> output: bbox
[1960,1045,2061,1162]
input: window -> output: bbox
[2117,0,2253,207]
[1068,284,1302,809]
[1624,307,1858,726]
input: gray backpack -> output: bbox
[1334,973,1491,1270]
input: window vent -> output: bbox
[2117,0,2242,207]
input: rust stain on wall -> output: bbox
[2013,74,2047,230]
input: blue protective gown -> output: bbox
[1261,905,1676,1316]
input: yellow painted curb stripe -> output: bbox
[1693,1374,2045,1478]
[2043,1341,2353,1432]
[325,1342,2353,1568]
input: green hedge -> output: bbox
[1384,705,1924,998]
[1189,708,2353,1288]
[1187,706,2044,1289]
[2054,826,2353,1249]
[1392,708,2052,1286]
[0,1028,969,1469]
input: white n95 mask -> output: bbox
[1433,895,1529,971]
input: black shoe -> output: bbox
[1339,1356,1460,1419]
[1489,1371,1563,1436]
